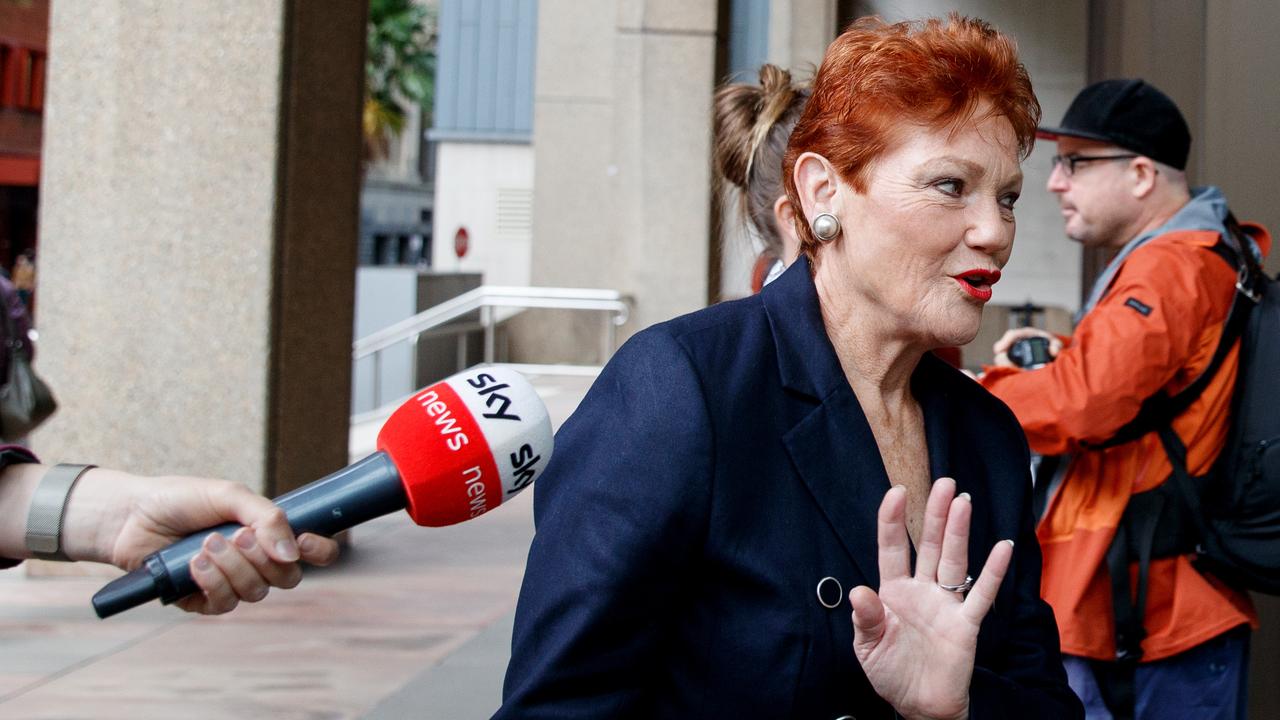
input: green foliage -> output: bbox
[364,0,437,163]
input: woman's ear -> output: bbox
[772,195,802,264]
[793,152,840,220]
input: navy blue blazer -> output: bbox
[497,259,1081,719]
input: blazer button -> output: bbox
[816,576,843,609]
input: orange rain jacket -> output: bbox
[982,215,1272,662]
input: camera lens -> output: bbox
[1009,336,1052,369]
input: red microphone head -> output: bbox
[376,366,553,527]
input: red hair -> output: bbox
[783,15,1040,256]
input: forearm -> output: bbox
[0,464,134,564]
[61,467,144,565]
[0,461,46,560]
[981,357,1147,453]
[502,329,713,713]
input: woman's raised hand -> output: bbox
[849,477,1014,720]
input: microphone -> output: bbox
[91,366,553,619]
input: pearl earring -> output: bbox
[811,212,841,242]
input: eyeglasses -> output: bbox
[1050,154,1139,177]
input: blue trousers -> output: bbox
[1063,626,1250,720]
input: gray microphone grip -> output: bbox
[92,452,405,618]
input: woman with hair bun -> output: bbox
[714,64,809,291]
[498,15,1082,719]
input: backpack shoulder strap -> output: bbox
[1092,222,1259,449]
[1094,423,1212,719]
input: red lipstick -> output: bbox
[952,268,1001,302]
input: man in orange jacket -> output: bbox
[981,79,1270,719]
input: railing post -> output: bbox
[602,311,615,365]
[409,333,420,391]
[372,349,382,409]
[482,304,495,363]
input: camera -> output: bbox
[1008,336,1053,369]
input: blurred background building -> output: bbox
[0,0,45,271]
[6,0,1280,716]
[436,0,1280,369]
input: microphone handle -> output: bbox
[92,452,406,618]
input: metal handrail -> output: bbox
[352,285,632,413]
[352,285,630,359]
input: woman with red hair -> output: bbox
[498,16,1081,719]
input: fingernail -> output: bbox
[193,553,212,571]
[958,492,971,502]
[1004,539,1016,548]
[234,528,257,551]
[275,539,300,562]
[206,533,228,554]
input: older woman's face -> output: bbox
[821,104,1022,348]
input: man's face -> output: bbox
[1045,136,1139,249]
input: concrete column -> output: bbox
[1203,1,1280,276]
[513,0,618,363]
[613,2,718,331]
[768,0,837,72]
[515,0,718,362]
[33,1,366,495]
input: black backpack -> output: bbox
[1084,216,1279,717]
[1104,216,1280,589]
[1186,224,1280,592]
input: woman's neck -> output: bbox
[814,267,925,423]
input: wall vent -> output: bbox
[496,187,533,239]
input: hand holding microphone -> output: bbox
[91,366,553,618]
[86,472,342,616]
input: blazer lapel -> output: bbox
[783,389,890,587]
[763,259,888,586]
[762,260,998,585]
[914,356,996,575]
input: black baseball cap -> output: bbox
[1037,78,1191,170]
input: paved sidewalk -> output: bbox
[0,372,592,720]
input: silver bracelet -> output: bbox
[25,463,97,561]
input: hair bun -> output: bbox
[713,65,803,189]
[757,64,796,105]
[746,65,800,181]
